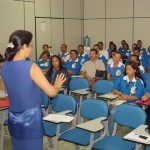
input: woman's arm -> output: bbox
[0,78,6,90]
[112,90,138,101]
[30,63,66,97]
[142,93,150,101]
[107,73,111,80]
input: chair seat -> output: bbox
[44,121,68,137]
[59,127,100,146]
[93,136,135,150]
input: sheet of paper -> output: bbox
[99,93,116,99]
[110,99,126,106]
[43,114,74,123]
[124,132,150,144]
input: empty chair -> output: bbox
[94,80,114,99]
[69,77,90,91]
[59,99,109,150]
[44,94,77,149]
[92,104,146,150]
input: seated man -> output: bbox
[38,44,53,60]
[58,44,70,65]
[77,44,89,65]
[80,49,105,86]
[36,51,51,74]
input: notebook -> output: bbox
[43,114,74,123]
[136,99,150,105]
[0,99,9,108]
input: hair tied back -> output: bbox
[7,42,14,48]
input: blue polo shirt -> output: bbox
[112,75,144,99]
[36,59,51,70]
[65,58,82,78]
[118,49,131,58]
[107,62,125,82]
[98,54,107,67]
[78,53,90,65]
[58,52,69,61]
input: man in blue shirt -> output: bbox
[58,44,70,65]
[77,45,89,65]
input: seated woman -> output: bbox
[107,52,124,82]
[65,50,82,79]
[130,54,145,75]
[36,51,51,74]
[109,61,145,135]
[46,55,68,87]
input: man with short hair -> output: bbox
[58,44,70,64]
[80,49,105,86]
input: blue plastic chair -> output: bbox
[69,77,90,123]
[143,72,150,81]
[44,94,77,149]
[40,90,49,116]
[92,104,146,150]
[69,77,90,90]
[146,145,150,150]
[59,99,109,150]
[94,80,114,99]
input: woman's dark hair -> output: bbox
[70,50,78,56]
[124,61,146,87]
[110,43,117,51]
[0,54,5,63]
[47,55,64,77]
[41,51,50,58]
[123,43,129,50]
[130,54,141,66]
[5,30,32,61]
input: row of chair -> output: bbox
[43,93,149,150]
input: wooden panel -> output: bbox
[64,0,81,18]
[84,19,105,48]
[0,0,24,55]
[134,0,150,17]
[51,0,63,18]
[35,0,50,17]
[51,19,63,55]
[106,0,133,18]
[84,0,105,19]
[134,18,150,50]
[64,19,82,51]
[106,19,133,49]
[35,18,51,59]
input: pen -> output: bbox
[135,133,148,140]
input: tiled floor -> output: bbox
[1,125,129,150]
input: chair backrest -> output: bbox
[69,77,90,91]
[80,99,108,120]
[94,80,114,94]
[114,104,146,129]
[52,94,77,115]
[40,91,49,110]
[143,72,150,81]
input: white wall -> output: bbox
[83,0,150,50]
[0,0,82,60]
[1,0,150,60]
